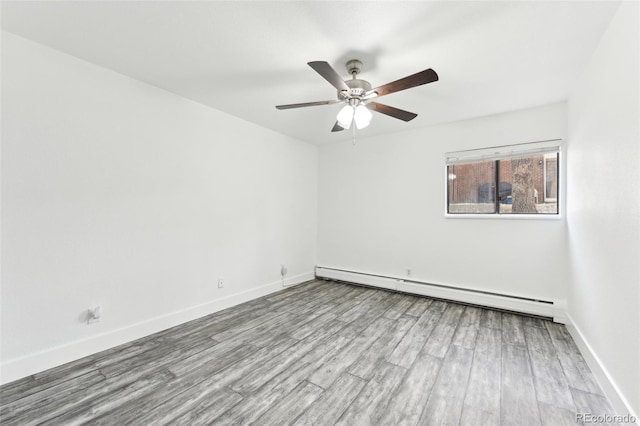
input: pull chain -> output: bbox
[352,123,356,146]
[350,68,358,145]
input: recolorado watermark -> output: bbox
[576,413,637,424]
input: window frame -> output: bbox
[444,140,563,220]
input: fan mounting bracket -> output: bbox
[346,59,363,76]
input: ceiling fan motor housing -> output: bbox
[338,79,372,100]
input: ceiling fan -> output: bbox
[276,59,438,132]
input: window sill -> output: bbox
[444,213,563,220]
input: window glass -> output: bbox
[497,153,559,214]
[447,161,496,214]
[544,153,558,202]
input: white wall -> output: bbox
[0,32,317,383]
[566,1,639,417]
[318,103,568,304]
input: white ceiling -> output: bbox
[1,1,620,145]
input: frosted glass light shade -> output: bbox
[336,105,354,129]
[354,105,372,129]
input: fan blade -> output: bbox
[308,61,350,92]
[331,122,344,132]
[366,68,438,98]
[276,100,339,110]
[368,102,418,122]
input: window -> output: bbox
[446,141,560,215]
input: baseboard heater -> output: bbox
[315,266,560,322]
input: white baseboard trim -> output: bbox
[564,313,638,422]
[0,271,314,385]
[315,266,556,319]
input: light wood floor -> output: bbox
[0,280,616,425]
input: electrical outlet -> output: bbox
[87,306,102,324]
[217,278,224,288]
[406,269,412,277]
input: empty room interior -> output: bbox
[1,1,638,425]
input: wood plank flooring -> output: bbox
[0,280,618,425]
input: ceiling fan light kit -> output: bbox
[276,59,438,135]
[353,104,373,129]
[337,101,373,130]
[336,104,355,129]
